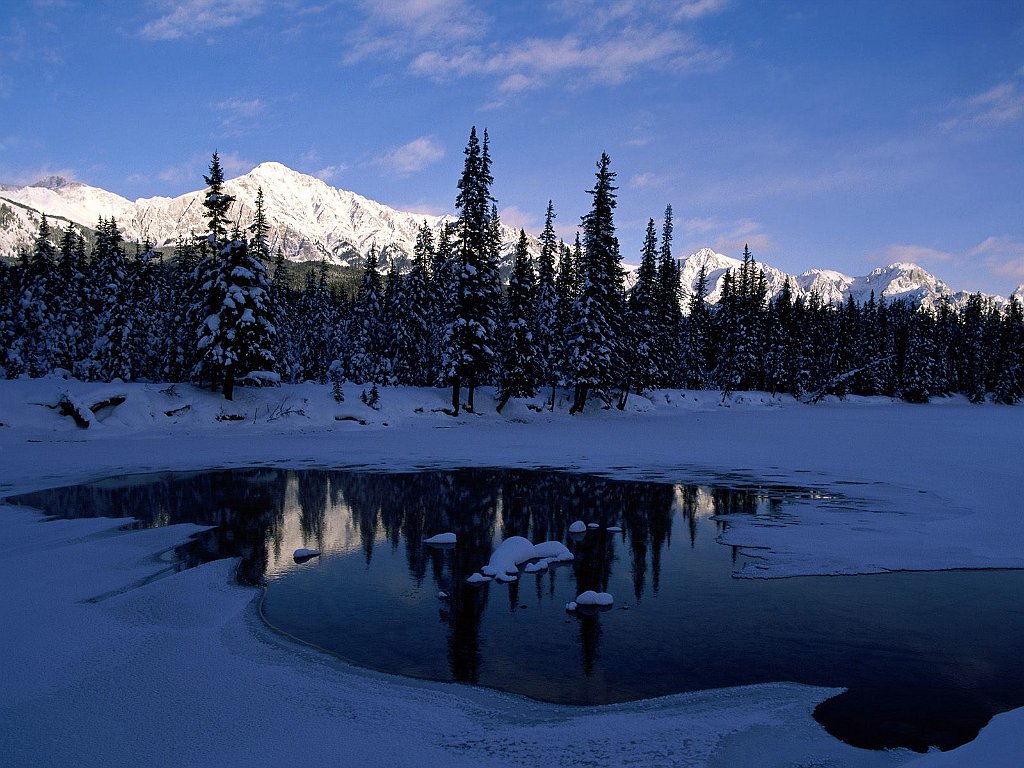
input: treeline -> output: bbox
[1,130,1022,408]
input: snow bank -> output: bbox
[574,591,614,607]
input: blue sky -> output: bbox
[2,0,1023,293]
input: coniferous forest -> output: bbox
[1,130,1022,410]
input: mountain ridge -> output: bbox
[1,163,1017,307]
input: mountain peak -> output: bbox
[29,175,75,190]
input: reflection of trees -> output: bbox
[14,468,778,685]
[10,469,291,585]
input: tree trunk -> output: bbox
[570,383,588,415]
[451,381,460,416]
[550,382,556,412]
[467,382,475,413]
[223,367,235,401]
[495,392,511,414]
[617,382,630,410]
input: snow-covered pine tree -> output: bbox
[347,246,390,385]
[89,218,136,381]
[442,126,501,414]
[654,204,682,386]
[392,222,435,385]
[8,215,59,377]
[566,152,625,414]
[622,218,660,404]
[535,201,561,410]
[900,305,936,403]
[496,229,541,412]
[193,155,278,399]
[992,296,1023,405]
[683,264,712,390]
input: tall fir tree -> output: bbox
[442,126,501,414]
[535,201,561,409]
[496,229,541,412]
[566,152,624,414]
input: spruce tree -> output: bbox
[442,126,501,414]
[496,229,541,412]
[566,153,624,414]
[535,202,561,409]
[348,246,390,385]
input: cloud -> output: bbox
[155,151,255,188]
[549,0,729,31]
[703,218,774,256]
[313,164,349,183]
[374,136,445,175]
[342,0,485,63]
[673,0,730,21]
[943,71,1024,130]
[874,244,957,268]
[968,236,1024,282]
[410,27,727,88]
[498,205,537,232]
[628,172,667,191]
[212,97,266,134]
[140,0,266,41]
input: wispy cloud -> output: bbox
[498,205,537,232]
[968,236,1024,282]
[874,244,957,267]
[374,136,445,175]
[943,70,1024,130]
[213,97,266,134]
[6,165,80,187]
[628,171,668,191]
[681,217,773,256]
[313,164,349,183]
[343,0,728,98]
[410,27,727,88]
[343,0,484,63]
[140,0,266,41]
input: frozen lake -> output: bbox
[10,467,1024,753]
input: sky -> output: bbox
[1,0,1023,294]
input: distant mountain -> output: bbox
[677,247,996,309]
[0,162,529,269]
[0,163,1013,308]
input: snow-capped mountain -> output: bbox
[677,248,991,309]
[0,162,1011,307]
[0,162,528,268]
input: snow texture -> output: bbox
[423,532,457,545]
[0,379,1022,767]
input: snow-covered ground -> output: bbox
[1,379,1022,767]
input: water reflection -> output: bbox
[8,468,1024,754]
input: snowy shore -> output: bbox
[1,379,1022,766]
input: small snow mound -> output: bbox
[437,591,449,599]
[575,591,613,606]
[569,520,587,534]
[587,523,600,529]
[565,601,578,612]
[293,548,320,560]
[607,526,623,533]
[465,573,492,584]
[423,532,456,545]
[523,560,549,573]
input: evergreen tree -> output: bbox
[654,204,682,385]
[623,218,660,400]
[566,152,624,414]
[442,126,501,414]
[193,155,278,399]
[8,216,59,377]
[992,297,1024,404]
[683,264,713,390]
[392,222,436,385]
[496,229,541,412]
[348,246,390,384]
[535,201,561,409]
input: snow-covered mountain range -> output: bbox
[0,162,1016,307]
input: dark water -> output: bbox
[8,468,1024,753]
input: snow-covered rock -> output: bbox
[293,548,320,560]
[575,591,614,607]
[568,520,587,534]
[478,537,573,581]
[423,532,457,545]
